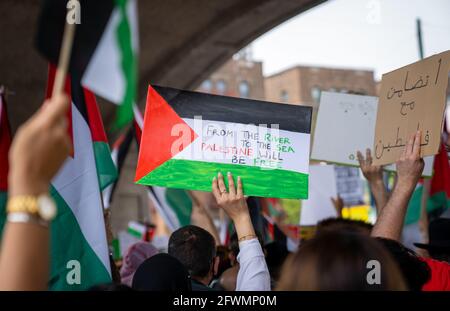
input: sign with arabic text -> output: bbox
[373,51,450,165]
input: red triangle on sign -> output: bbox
[135,85,198,182]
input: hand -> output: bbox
[212,172,248,223]
[331,196,344,217]
[212,172,255,241]
[9,95,72,196]
[396,131,424,189]
[357,148,383,183]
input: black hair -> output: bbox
[316,217,373,235]
[168,225,216,278]
[375,237,431,291]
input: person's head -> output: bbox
[219,266,238,291]
[120,241,159,286]
[316,217,373,236]
[277,231,406,290]
[168,225,218,285]
[414,218,450,263]
[376,237,431,290]
[132,253,191,291]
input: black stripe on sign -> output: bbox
[152,85,312,134]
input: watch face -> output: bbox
[38,195,57,221]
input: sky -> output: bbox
[251,0,450,80]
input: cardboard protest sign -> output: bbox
[312,91,378,166]
[135,85,312,199]
[373,50,450,165]
[312,91,435,176]
[300,165,337,225]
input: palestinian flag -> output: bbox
[134,107,193,232]
[428,143,450,211]
[135,86,312,199]
[405,144,450,224]
[0,91,11,235]
[45,66,111,290]
[36,0,138,128]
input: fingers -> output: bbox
[42,94,70,127]
[412,130,421,159]
[366,148,373,163]
[217,172,227,194]
[356,151,364,165]
[237,176,243,197]
[227,172,236,196]
[404,133,415,158]
[212,177,221,201]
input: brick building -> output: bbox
[197,55,265,101]
[264,65,377,107]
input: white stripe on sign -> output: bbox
[173,118,310,175]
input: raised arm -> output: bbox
[0,95,71,290]
[212,172,270,291]
[371,131,424,241]
[189,191,221,246]
[357,148,388,214]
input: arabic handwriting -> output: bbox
[435,58,442,85]
[374,129,430,159]
[400,101,415,116]
[387,87,403,99]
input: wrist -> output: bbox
[233,214,255,240]
[9,173,49,197]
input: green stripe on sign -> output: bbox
[93,141,118,190]
[136,159,309,199]
[49,186,111,290]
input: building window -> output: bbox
[200,79,212,92]
[216,79,227,95]
[280,90,289,103]
[238,81,250,98]
[311,86,321,103]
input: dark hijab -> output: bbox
[132,253,192,291]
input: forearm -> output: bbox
[233,214,256,240]
[369,178,389,215]
[0,223,49,290]
[371,181,415,241]
[190,205,221,246]
[236,238,271,291]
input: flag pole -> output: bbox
[51,20,76,97]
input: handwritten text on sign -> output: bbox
[373,51,450,165]
[173,118,310,174]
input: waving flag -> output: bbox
[135,86,312,199]
[36,0,138,128]
[46,66,111,290]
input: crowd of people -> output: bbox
[0,94,449,291]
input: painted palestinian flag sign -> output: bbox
[135,86,312,199]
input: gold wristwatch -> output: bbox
[7,194,57,227]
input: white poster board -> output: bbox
[312,91,434,177]
[300,165,337,226]
[312,92,378,166]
